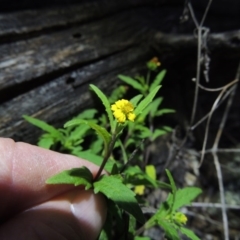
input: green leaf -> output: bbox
[180,227,201,240]
[152,200,171,221]
[146,165,156,181]
[163,126,173,132]
[151,129,168,141]
[118,75,144,92]
[38,133,56,149]
[159,220,180,240]
[124,166,158,188]
[166,169,177,195]
[149,97,163,117]
[64,119,111,151]
[134,237,151,240]
[149,69,166,92]
[109,85,127,104]
[74,150,114,173]
[76,109,98,119]
[23,115,62,138]
[111,163,119,175]
[99,227,109,240]
[135,125,152,138]
[90,137,103,154]
[46,167,93,190]
[93,175,145,224]
[99,201,115,240]
[68,124,90,141]
[136,103,152,122]
[130,94,143,107]
[89,84,114,132]
[125,138,135,148]
[172,187,202,212]
[129,214,137,236]
[135,86,161,115]
[156,108,176,116]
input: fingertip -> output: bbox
[71,190,107,239]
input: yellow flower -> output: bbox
[173,212,188,225]
[111,99,136,123]
[134,185,145,195]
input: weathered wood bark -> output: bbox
[0,0,240,145]
[0,0,173,143]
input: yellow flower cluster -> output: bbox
[111,99,136,123]
[173,212,188,225]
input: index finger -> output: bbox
[0,138,100,222]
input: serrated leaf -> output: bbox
[135,86,161,115]
[118,75,144,92]
[130,94,143,107]
[180,227,201,240]
[23,115,62,138]
[172,187,202,211]
[46,167,93,190]
[89,84,114,132]
[149,69,166,92]
[93,175,145,224]
[159,220,180,240]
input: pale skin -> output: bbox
[0,138,107,240]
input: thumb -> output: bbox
[0,189,107,240]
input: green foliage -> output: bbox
[64,119,111,155]
[145,170,202,240]
[134,237,151,240]
[135,86,161,115]
[118,75,144,92]
[89,84,114,132]
[23,115,61,137]
[46,167,93,189]
[180,227,201,240]
[23,57,201,240]
[94,174,145,224]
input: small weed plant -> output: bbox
[24,58,202,240]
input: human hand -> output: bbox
[0,138,107,240]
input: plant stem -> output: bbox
[94,127,119,180]
[146,70,151,88]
